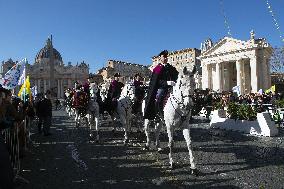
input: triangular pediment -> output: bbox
[201,37,250,57]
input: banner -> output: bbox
[0,58,27,89]
[265,85,276,94]
[18,76,31,101]
[232,85,240,96]
[31,86,38,98]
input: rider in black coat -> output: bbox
[106,73,124,115]
[144,50,179,120]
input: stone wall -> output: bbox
[97,60,151,83]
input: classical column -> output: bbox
[220,62,224,92]
[44,80,46,94]
[214,63,221,92]
[208,64,213,89]
[201,63,208,89]
[37,80,41,93]
[250,56,258,93]
[243,62,251,94]
[60,80,63,98]
[236,59,242,94]
[57,80,60,97]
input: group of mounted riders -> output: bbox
[62,50,209,174]
[64,49,215,125]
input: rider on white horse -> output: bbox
[144,50,179,120]
[143,50,198,175]
[106,73,124,123]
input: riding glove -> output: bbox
[167,81,176,86]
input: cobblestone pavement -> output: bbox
[19,109,284,189]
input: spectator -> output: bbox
[0,88,15,189]
[38,90,53,136]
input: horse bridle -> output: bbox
[170,82,193,122]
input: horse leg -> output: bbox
[75,110,79,128]
[111,114,116,133]
[167,125,175,168]
[88,113,94,138]
[155,121,163,151]
[144,119,151,150]
[183,128,197,175]
[94,116,100,142]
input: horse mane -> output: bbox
[120,82,132,97]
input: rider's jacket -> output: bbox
[107,80,124,101]
[134,80,145,102]
[143,63,178,119]
[73,90,88,108]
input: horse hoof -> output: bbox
[143,145,150,151]
[157,148,163,153]
[124,139,129,144]
[190,168,198,176]
[170,162,176,169]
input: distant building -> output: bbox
[96,60,151,83]
[199,31,273,94]
[1,37,89,98]
[88,73,104,84]
[151,48,202,88]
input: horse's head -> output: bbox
[65,91,70,98]
[174,66,196,107]
[89,83,98,98]
[121,83,136,101]
[99,82,110,101]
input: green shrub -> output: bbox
[227,102,239,120]
[226,102,257,121]
[213,101,222,110]
[275,99,284,108]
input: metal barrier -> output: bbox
[1,123,20,176]
[1,118,30,185]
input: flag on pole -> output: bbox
[265,85,276,94]
[271,85,276,93]
[18,64,26,85]
[0,58,27,89]
[31,86,38,98]
[18,76,31,102]
[232,85,240,96]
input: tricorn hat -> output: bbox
[114,72,121,77]
[158,50,168,57]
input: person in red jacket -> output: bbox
[144,50,179,120]
[106,73,124,115]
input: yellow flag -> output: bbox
[18,76,31,100]
[271,85,276,93]
[265,85,276,94]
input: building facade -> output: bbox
[1,37,89,98]
[199,31,273,94]
[96,60,151,83]
[151,48,202,88]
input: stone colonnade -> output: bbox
[202,55,271,94]
[35,78,73,98]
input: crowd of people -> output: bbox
[0,85,53,189]
[192,89,282,118]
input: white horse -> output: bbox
[114,83,136,144]
[65,90,74,116]
[144,66,197,174]
[99,82,110,102]
[87,83,100,142]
